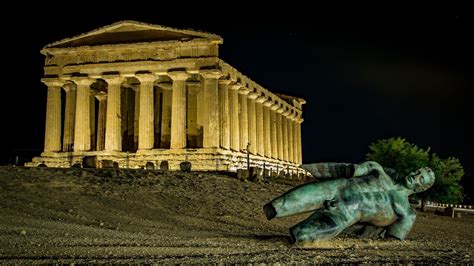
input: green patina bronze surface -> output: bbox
[263,161,435,244]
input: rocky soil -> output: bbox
[0,166,472,263]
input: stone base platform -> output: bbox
[26,148,306,175]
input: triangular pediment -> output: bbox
[45,20,223,48]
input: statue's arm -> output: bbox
[353,161,385,177]
[303,161,384,179]
[385,207,417,240]
[302,162,355,178]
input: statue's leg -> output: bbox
[264,180,342,219]
[342,223,387,239]
[289,209,357,244]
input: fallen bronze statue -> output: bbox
[263,161,435,245]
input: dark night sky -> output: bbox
[1,9,472,179]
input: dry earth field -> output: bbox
[0,166,473,263]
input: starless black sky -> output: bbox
[1,9,472,178]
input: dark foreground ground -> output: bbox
[0,166,473,263]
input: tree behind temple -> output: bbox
[366,137,429,177]
[366,137,464,204]
[425,154,464,204]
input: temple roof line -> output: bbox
[44,20,223,49]
[218,60,306,112]
[274,93,307,105]
[41,38,214,56]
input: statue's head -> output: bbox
[404,167,435,192]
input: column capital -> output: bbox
[238,86,250,95]
[41,78,64,88]
[294,112,304,122]
[218,79,233,85]
[276,106,285,114]
[95,93,107,101]
[156,82,173,90]
[200,69,223,80]
[63,82,76,92]
[270,103,280,111]
[247,91,260,100]
[288,111,297,120]
[71,77,94,87]
[102,74,124,85]
[229,84,242,90]
[255,95,267,104]
[282,108,292,116]
[263,99,273,107]
[122,82,138,90]
[135,73,157,83]
[167,71,190,81]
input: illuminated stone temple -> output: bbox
[27,21,306,173]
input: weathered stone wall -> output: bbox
[26,149,305,175]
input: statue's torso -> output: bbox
[336,172,407,226]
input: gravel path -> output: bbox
[0,166,472,263]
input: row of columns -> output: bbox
[219,83,303,164]
[42,70,222,153]
[42,70,303,164]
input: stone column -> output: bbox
[136,73,156,150]
[95,94,107,151]
[238,87,250,152]
[196,84,204,147]
[293,116,299,164]
[186,83,199,148]
[161,86,173,148]
[255,95,266,156]
[263,100,272,158]
[282,110,289,162]
[270,103,279,159]
[168,71,189,149]
[247,92,258,155]
[296,118,303,164]
[90,94,96,151]
[73,77,94,151]
[103,75,123,151]
[218,80,231,150]
[201,70,222,148]
[276,107,284,160]
[42,78,63,152]
[154,86,162,147]
[229,84,240,151]
[288,112,294,163]
[62,82,76,152]
[133,85,140,151]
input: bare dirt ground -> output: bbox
[0,166,472,263]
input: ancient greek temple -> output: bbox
[27,21,305,173]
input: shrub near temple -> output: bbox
[366,137,465,207]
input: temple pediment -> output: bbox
[44,20,223,49]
